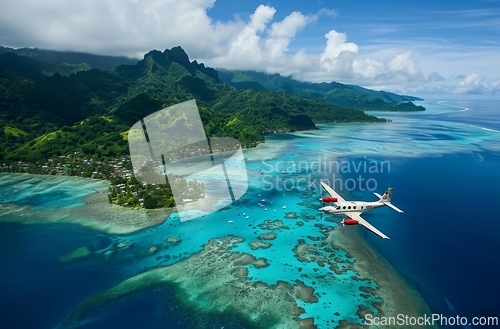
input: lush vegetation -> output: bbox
[0,46,390,163]
[1,45,418,210]
[0,152,204,209]
[0,46,137,71]
[108,172,204,209]
[212,89,385,134]
[218,69,425,112]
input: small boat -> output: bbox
[228,220,234,223]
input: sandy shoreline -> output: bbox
[1,173,437,328]
[0,197,175,235]
[0,173,176,234]
[0,173,231,234]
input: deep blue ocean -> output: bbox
[362,95,500,326]
[1,94,499,328]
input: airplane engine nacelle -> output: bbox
[343,218,359,225]
[321,196,338,203]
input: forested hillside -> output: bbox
[218,69,425,112]
[0,46,388,163]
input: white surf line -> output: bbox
[434,100,470,112]
[468,125,500,133]
[481,127,500,133]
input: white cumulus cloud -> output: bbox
[0,0,453,88]
[455,73,486,94]
[394,73,500,95]
[427,71,446,82]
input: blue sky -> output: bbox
[0,0,499,94]
[209,0,499,47]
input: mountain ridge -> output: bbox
[217,69,424,112]
[1,46,389,163]
[0,46,138,70]
[0,45,424,111]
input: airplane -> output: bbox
[318,181,403,239]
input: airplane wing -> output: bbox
[320,182,345,202]
[347,212,390,239]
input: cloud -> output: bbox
[0,0,232,59]
[427,71,445,82]
[0,0,440,87]
[204,6,328,74]
[395,73,500,94]
[491,80,500,92]
[455,73,486,94]
[207,21,425,86]
[453,74,500,94]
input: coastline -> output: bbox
[1,171,437,328]
[0,173,175,234]
[2,97,498,328]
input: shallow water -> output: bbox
[1,95,499,328]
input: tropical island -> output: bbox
[0,46,437,329]
[0,46,425,209]
[0,152,204,209]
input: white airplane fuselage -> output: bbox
[320,201,384,214]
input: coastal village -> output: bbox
[0,152,204,209]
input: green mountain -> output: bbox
[212,89,383,134]
[218,69,425,112]
[0,46,137,71]
[0,46,387,163]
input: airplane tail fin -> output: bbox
[378,188,393,202]
[374,188,403,213]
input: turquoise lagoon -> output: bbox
[1,95,500,328]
